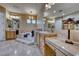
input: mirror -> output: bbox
[43,17,55,32]
[7,19,13,28]
[7,15,20,30]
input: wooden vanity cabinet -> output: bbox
[44,43,56,56]
[45,42,66,56]
[6,31,16,40]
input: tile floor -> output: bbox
[0,40,42,56]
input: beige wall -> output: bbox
[19,14,40,33]
[70,30,79,43]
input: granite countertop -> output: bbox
[35,31,55,35]
[46,39,79,56]
[6,28,16,31]
[6,30,16,31]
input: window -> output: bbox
[27,19,31,23]
[37,20,40,24]
[27,19,37,24]
[32,20,36,24]
[26,16,37,24]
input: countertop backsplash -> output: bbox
[57,30,79,44]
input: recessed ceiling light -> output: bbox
[48,5,51,9]
[62,13,65,16]
[53,10,56,13]
[45,3,52,10]
[43,12,49,17]
[45,4,48,8]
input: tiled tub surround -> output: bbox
[0,40,42,56]
[46,39,79,56]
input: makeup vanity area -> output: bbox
[5,15,20,40]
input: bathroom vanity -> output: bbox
[45,39,79,56]
[6,30,16,40]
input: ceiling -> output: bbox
[0,3,44,15]
[0,3,79,18]
[46,3,79,18]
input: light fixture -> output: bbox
[45,3,52,10]
[62,13,65,16]
[48,5,51,9]
[53,10,56,14]
[43,12,49,17]
[45,4,48,8]
[10,15,20,19]
[45,4,51,8]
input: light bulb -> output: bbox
[62,13,65,16]
[45,4,48,8]
[53,10,56,13]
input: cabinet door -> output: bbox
[6,31,16,40]
[44,43,56,56]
